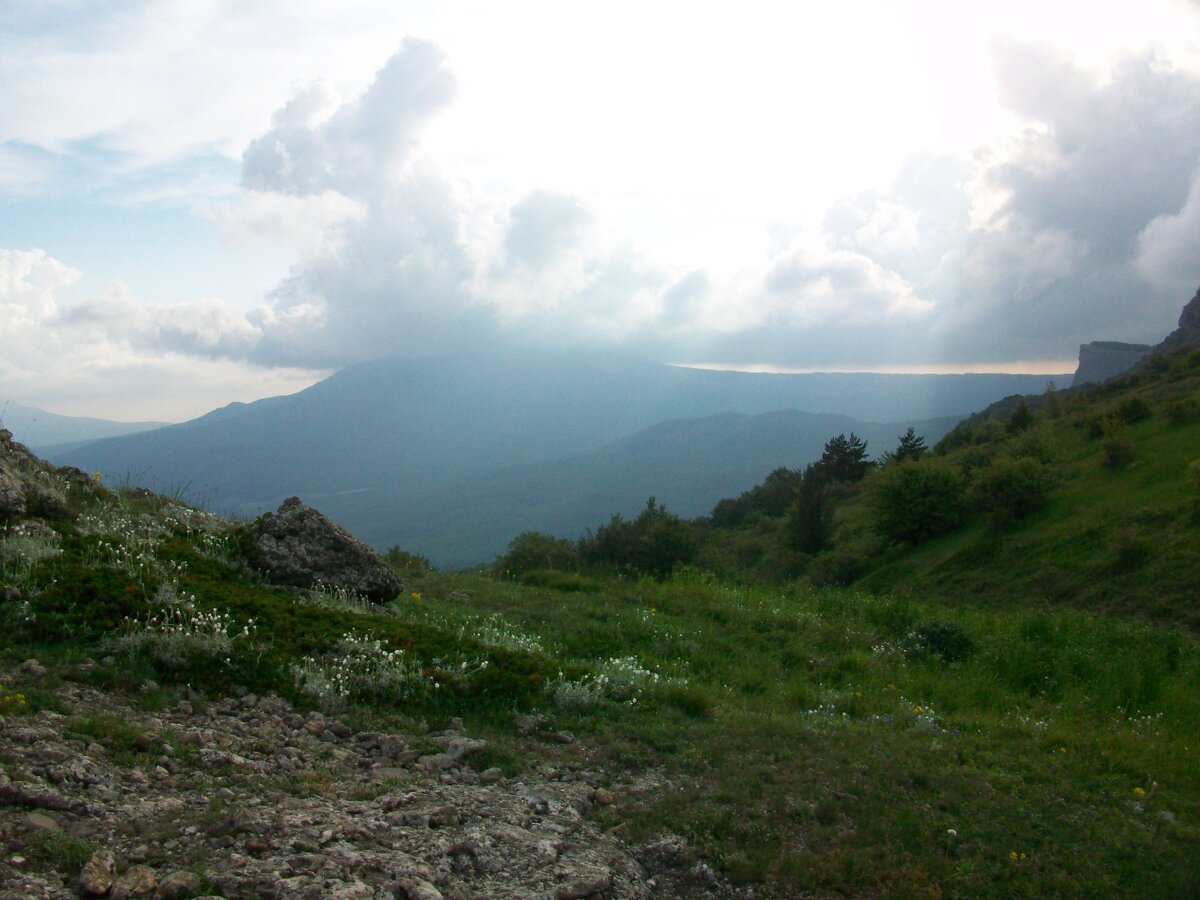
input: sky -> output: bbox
[2,0,1200,421]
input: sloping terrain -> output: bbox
[854,352,1200,629]
[55,350,1058,563]
[340,410,960,566]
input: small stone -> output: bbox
[553,866,612,899]
[157,870,203,899]
[379,735,408,759]
[215,787,235,800]
[22,811,60,833]
[513,714,548,735]
[428,805,461,828]
[536,840,559,864]
[479,767,503,784]
[396,877,444,900]
[79,848,117,897]
[111,863,156,899]
[416,753,456,773]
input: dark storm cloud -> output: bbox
[986,41,1200,260]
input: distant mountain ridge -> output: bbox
[0,400,167,452]
[58,351,1062,564]
[336,408,961,566]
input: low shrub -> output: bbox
[904,619,975,663]
[870,458,967,544]
[971,455,1055,524]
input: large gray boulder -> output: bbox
[244,497,404,602]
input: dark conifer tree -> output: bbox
[784,463,833,553]
[820,432,871,482]
[892,427,928,463]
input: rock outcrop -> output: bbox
[244,497,404,602]
[1153,283,1200,356]
[0,429,108,522]
[1070,341,1152,387]
[0,667,742,899]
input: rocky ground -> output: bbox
[0,662,749,899]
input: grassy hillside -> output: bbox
[854,352,1200,629]
[4,351,1197,896]
[631,349,1200,631]
[3,489,1196,895]
[3,417,1199,896]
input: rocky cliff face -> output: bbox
[1070,342,1153,387]
[1154,283,1200,356]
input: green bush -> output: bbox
[495,531,578,576]
[383,546,433,576]
[971,456,1055,524]
[518,569,604,592]
[1115,396,1153,424]
[580,497,697,579]
[1100,419,1136,469]
[807,543,874,586]
[1109,527,1151,572]
[904,619,975,663]
[869,458,966,544]
[1006,400,1035,434]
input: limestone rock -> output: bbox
[243,496,404,602]
[0,670,737,900]
[157,871,203,899]
[553,865,612,898]
[396,877,444,900]
[1071,341,1152,387]
[79,848,117,896]
[111,864,156,899]
[1155,283,1200,356]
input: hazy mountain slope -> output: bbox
[336,409,961,566]
[59,351,1061,553]
[0,399,167,452]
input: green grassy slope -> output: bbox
[855,353,1200,630]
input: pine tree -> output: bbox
[784,463,833,554]
[821,432,871,482]
[892,427,928,463]
[1006,400,1034,434]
